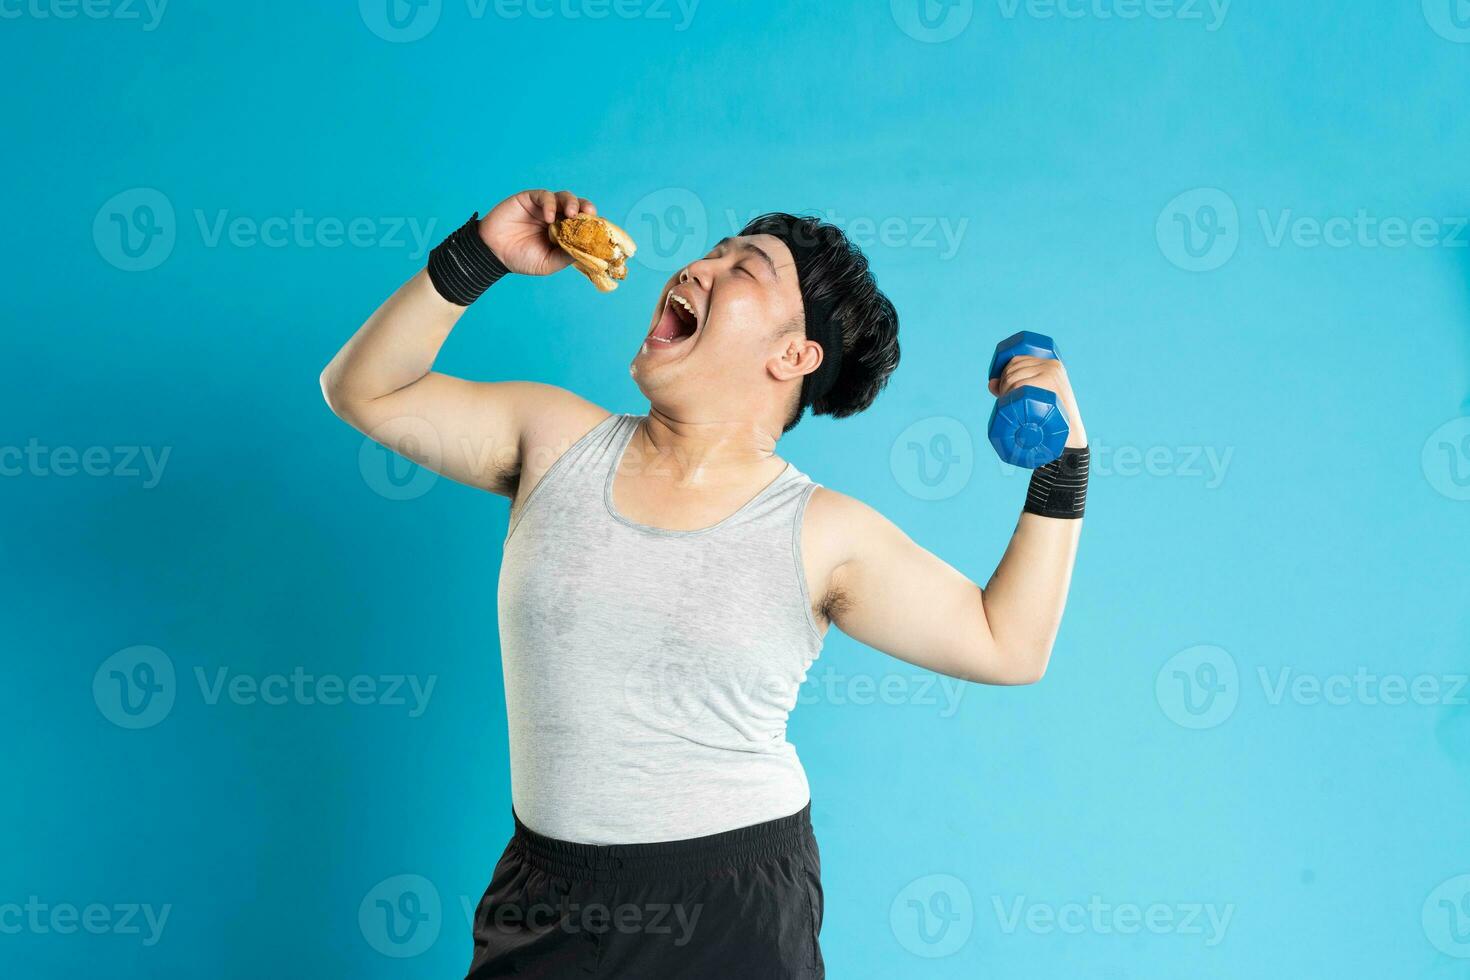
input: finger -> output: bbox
[578,197,597,216]
[999,368,1050,394]
[1002,362,1049,384]
[987,378,1000,397]
[526,189,558,224]
[554,190,579,218]
[1003,358,1060,381]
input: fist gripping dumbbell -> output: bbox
[987,331,1070,469]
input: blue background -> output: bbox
[5,0,1470,976]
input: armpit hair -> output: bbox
[817,582,852,626]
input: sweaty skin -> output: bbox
[321,188,1084,685]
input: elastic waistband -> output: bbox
[511,803,814,883]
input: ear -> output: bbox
[768,335,823,384]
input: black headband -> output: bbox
[770,225,843,411]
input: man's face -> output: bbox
[630,234,805,416]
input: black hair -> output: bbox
[738,212,901,432]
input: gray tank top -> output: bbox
[497,413,825,844]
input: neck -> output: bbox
[635,406,782,487]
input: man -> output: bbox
[320,188,1087,978]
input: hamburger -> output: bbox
[548,215,637,292]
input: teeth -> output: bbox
[669,293,696,319]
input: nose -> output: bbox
[677,258,715,289]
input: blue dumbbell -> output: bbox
[987,331,1070,468]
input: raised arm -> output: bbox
[319,189,608,496]
[811,355,1087,685]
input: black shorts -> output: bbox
[464,803,824,979]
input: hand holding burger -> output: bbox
[476,189,636,291]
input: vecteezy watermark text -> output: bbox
[93,646,438,729]
[195,667,436,717]
[992,894,1234,946]
[359,0,700,42]
[0,0,167,30]
[994,0,1229,30]
[0,440,170,488]
[723,207,969,260]
[1158,188,1470,272]
[0,897,171,946]
[471,895,703,946]
[94,188,441,272]
[1156,645,1469,730]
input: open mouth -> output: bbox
[647,290,700,346]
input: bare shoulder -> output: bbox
[507,383,611,497]
[801,486,906,623]
[512,382,610,448]
[804,485,900,557]
[801,484,953,634]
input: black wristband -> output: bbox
[427,213,511,306]
[1023,446,1089,520]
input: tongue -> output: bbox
[652,305,689,342]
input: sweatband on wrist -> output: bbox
[427,213,511,306]
[1023,446,1089,520]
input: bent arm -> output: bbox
[320,270,532,494]
[320,190,608,496]
[825,494,1081,685]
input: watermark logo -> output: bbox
[1423,874,1470,957]
[360,0,441,41]
[1088,443,1232,488]
[0,898,171,946]
[492,0,700,29]
[1258,210,1469,250]
[893,0,1229,37]
[623,649,714,732]
[93,646,176,730]
[193,210,438,256]
[194,667,436,716]
[0,0,168,30]
[626,188,708,273]
[1258,667,1466,708]
[1157,188,1239,272]
[798,667,968,717]
[891,416,974,501]
[891,0,974,43]
[468,894,704,944]
[1156,644,1238,729]
[986,442,1235,487]
[723,207,969,261]
[94,188,175,272]
[1162,191,1470,271]
[360,0,697,40]
[1423,0,1470,43]
[995,0,1230,30]
[890,874,973,957]
[358,418,441,501]
[96,189,439,272]
[1423,417,1470,501]
[993,894,1233,945]
[0,440,171,487]
[96,649,435,728]
[360,874,442,957]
